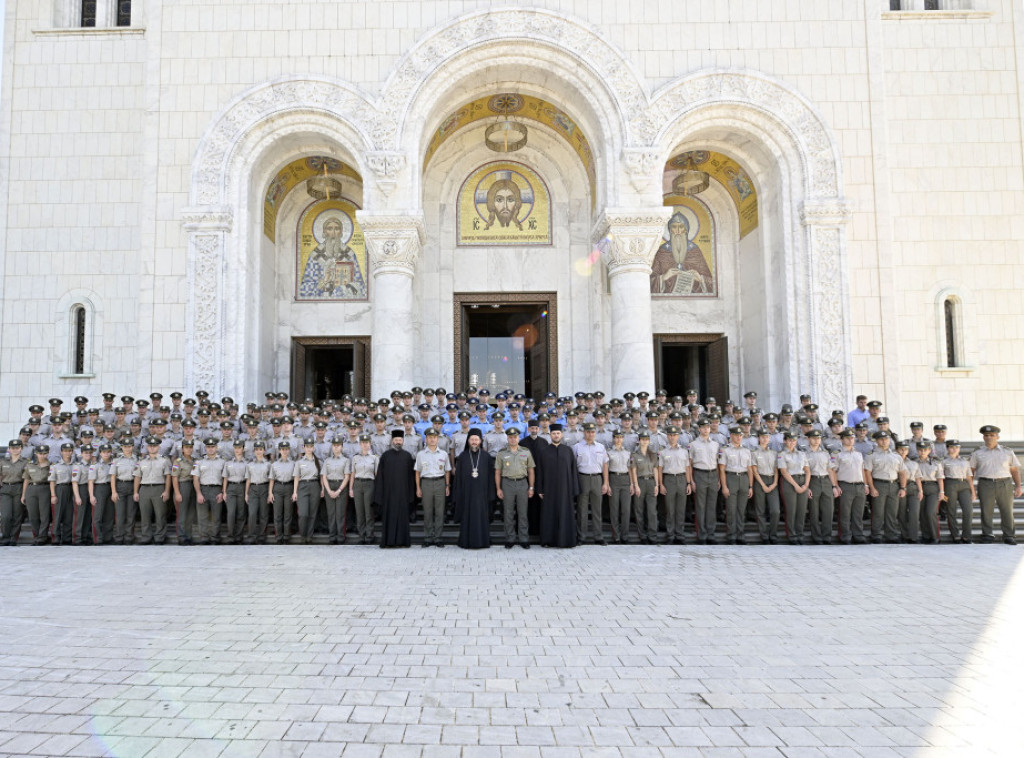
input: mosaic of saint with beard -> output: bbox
[297,206,368,301]
[650,210,716,296]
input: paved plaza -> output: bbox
[1,545,1023,758]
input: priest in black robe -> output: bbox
[453,429,495,549]
[374,430,415,548]
[519,419,549,536]
[537,424,579,548]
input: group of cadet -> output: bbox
[0,387,1020,547]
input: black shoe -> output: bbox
[960,538,973,544]
[725,539,737,545]
[520,542,530,549]
[821,539,831,545]
[436,542,445,548]
[505,542,514,549]
[870,537,884,544]
[597,539,607,546]
[421,542,431,548]
[379,543,386,549]
[768,537,779,545]
[640,537,649,545]
[884,538,900,544]
[852,537,867,545]
[980,535,996,544]
[1003,537,1017,545]
[706,538,717,545]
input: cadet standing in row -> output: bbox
[970,425,1022,545]
[495,427,534,549]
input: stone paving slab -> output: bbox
[0,544,1022,757]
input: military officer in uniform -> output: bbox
[942,440,975,543]
[689,419,720,544]
[171,439,197,544]
[0,440,29,545]
[969,425,1022,544]
[804,430,837,545]
[321,439,351,544]
[349,434,379,544]
[751,428,780,544]
[659,426,692,545]
[718,427,753,545]
[133,437,172,544]
[915,440,944,544]
[778,433,810,545]
[193,439,226,545]
[244,441,272,544]
[864,431,903,544]
[495,427,535,549]
[606,430,633,544]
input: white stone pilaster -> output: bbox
[593,209,674,398]
[357,213,425,399]
[181,207,232,397]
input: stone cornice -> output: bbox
[800,200,853,227]
[180,207,234,233]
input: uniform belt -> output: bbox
[664,472,687,477]
[140,483,164,488]
[811,474,830,479]
[502,476,527,480]
[978,477,1009,481]
[945,477,968,481]
[273,479,293,484]
[355,477,374,481]
[726,470,749,475]
[579,472,602,476]
[839,480,863,485]
[117,477,134,482]
[873,478,896,483]
[420,476,445,480]
[694,467,716,473]
[28,481,49,486]
[610,471,630,475]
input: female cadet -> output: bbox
[607,430,633,544]
[750,428,780,544]
[349,434,379,545]
[895,440,920,543]
[49,442,76,545]
[171,440,197,544]
[71,444,95,545]
[88,443,114,545]
[221,441,249,544]
[110,438,138,544]
[915,441,944,544]
[0,441,29,545]
[778,432,810,545]
[942,440,975,543]
[320,438,351,545]
[22,445,52,544]
[293,439,323,544]
[245,441,271,544]
[804,430,837,545]
[629,430,660,545]
[268,441,295,543]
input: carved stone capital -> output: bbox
[621,149,661,194]
[592,208,674,276]
[357,213,425,276]
[181,206,233,233]
[800,199,852,227]
[365,151,408,198]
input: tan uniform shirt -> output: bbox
[970,445,1021,479]
[495,447,534,479]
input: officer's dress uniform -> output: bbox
[350,452,379,543]
[222,458,249,543]
[750,447,780,543]
[573,440,609,544]
[495,444,534,546]
[660,445,691,543]
[805,448,834,544]
[48,458,75,545]
[134,456,171,544]
[916,457,944,543]
[865,449,902,543]
[943,456,974,542]
[0,454,28,545]
[606,446,632,543]
[719,444,753,544]
[689,436,720,543]
[87,457,115,544]
[414,447,450,546]
[969,444,1020,543]
[778,449,809,544]
[245,459,272,543]
[321,454,350,543]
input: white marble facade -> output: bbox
[1,0,1022,439]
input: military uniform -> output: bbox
[750,444,780,543]
[194,453,226,545]
[689,433,720,543]
[778,447,809,545]
[321,452,350,544]
[293,455,320,543]
[718,440,752,544]
[71,454,95,545]
[969,432,1020,543]
[942,450,974,542]
[245,456,272,543]
[804,442,834,544]
[606,442,632,543]
[170,451,197,544]
[133,451,171,544]
[48,453,75,545]
[660,441,691,544]
[222,454,249,543]
[573,436,609,544]
[864,442,903,543]
[414,445,450,546]
[916,453,944,544]
[630,444,659,544]
[898,454,921,543]
[495,438,534,546]
[350,444,379,543]
[0,448,29,545]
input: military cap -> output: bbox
[839,429,855,439]
[696,418,710,427]
[180,440,195,448]
[491,412,505,421]
[276,440,291,449]
[611,429,624,438]
[80,429,95,436]
[507,402,521,410]
[566,409,579,417]
[623,392,636,400]
[370,413,385,422]
[744,391,758,399]
[667,411,683,420]
[118,438,134,447]
[637,391,650,399]
[916,440,932,449]
[120,395,134,404]
[780,404,794,414]
[946,439,961,447]
[128,419,142,427]
[204,438,218,446]
[146,436,162,446]
[457,411,472,420]
[535,412,550,421]
[430,415,444,423]
[28,404,44,413]
[73,395,88,404]
[136,399,149,408]
[933,424,947,431]
[634,429,649,439]
[75,410,87,418]
[894,439,909,449]
[737,416,751,425]
[217,420,231,429]
[877,416,890,424]
[150,418,167,427]
[910,421,924,429]
[169,412,183,421]
[855,422,868,430]
[806,429,823,438]
[231,440,244,448]
[48,398,63,406]
[867,400,882,408]
[79,444,94,454]
[980,425,1000,434]
[313,421,327,430]
[579,422,595,431]
[183,398,197,407]
[872,431,890,440]
[182,419,197,428]
[357,433,371,443]
[195,390,210,399]
[445,403,458,412]
[420,428,438,438]
[727,426,741,435]
[763,412,778,421]
[59,412,73,421]
[98,443,113,452]
[101,392,116,400]
[782,431,796,440]
[804,403,818,412]
[401,414,414,423]
[197,408,211,417]
[708,412,722,421]
[20,426,32,435]
[35,444,50,454]
[8,439,22,447]
[756,427,771,437]
[827,417,843,427]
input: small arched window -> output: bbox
[939,294,968,370]
[117,0,132,27]
[80,0,97,27]
[924,0,940,9]
[73,305,88,375]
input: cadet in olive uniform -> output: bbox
[778,433,810,545]
[222,441,249,544]
[133,437,172,544]
[916,441,944,544]
[268,441,296,543]
[804,430,837,545]
[88,444,115,544]
[245,442,272,544]
[0,441,29,544]
[171,440,197,544]
[495,427,535,548]
[49,442,76,545]
[659,426,692,545]
[414,429,451,547]
[193,439,226,545]
[606,430,633,544]
[321,439,351,544]
[629,431,660,544]
[895,440,920,543]
[293,440,322,544]
[110,439,137,544]
[719,427,753,545]
[689,419,721,544]
[350,434,379,544]
[750,429,780,544]
[22,446,52,544]
[942,441,975,543]
[864,432,903,543]
[969,425,1022,544]
[71,444,95,545]
[833,430,868,544]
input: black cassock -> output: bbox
[537,442,579,548]
[519,434,549,536]
[453,447,495,549]
[374,447,415,547]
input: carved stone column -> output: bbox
[357,213,425,399]
[801,200,853,414]
[592,209,674,397]
[181,207,233,396]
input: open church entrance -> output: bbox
[290,337,370,403]
[654,334,729,403]
[455,293,557,399]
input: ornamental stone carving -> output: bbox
[358,214,426,277]
[365,151,407,199]
[592,209,674,277]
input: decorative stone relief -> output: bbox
[358,215,426,277]
[181,208,232,395]
[592,209,674,277]
[621,149,661,194]
[365,151,407,199]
